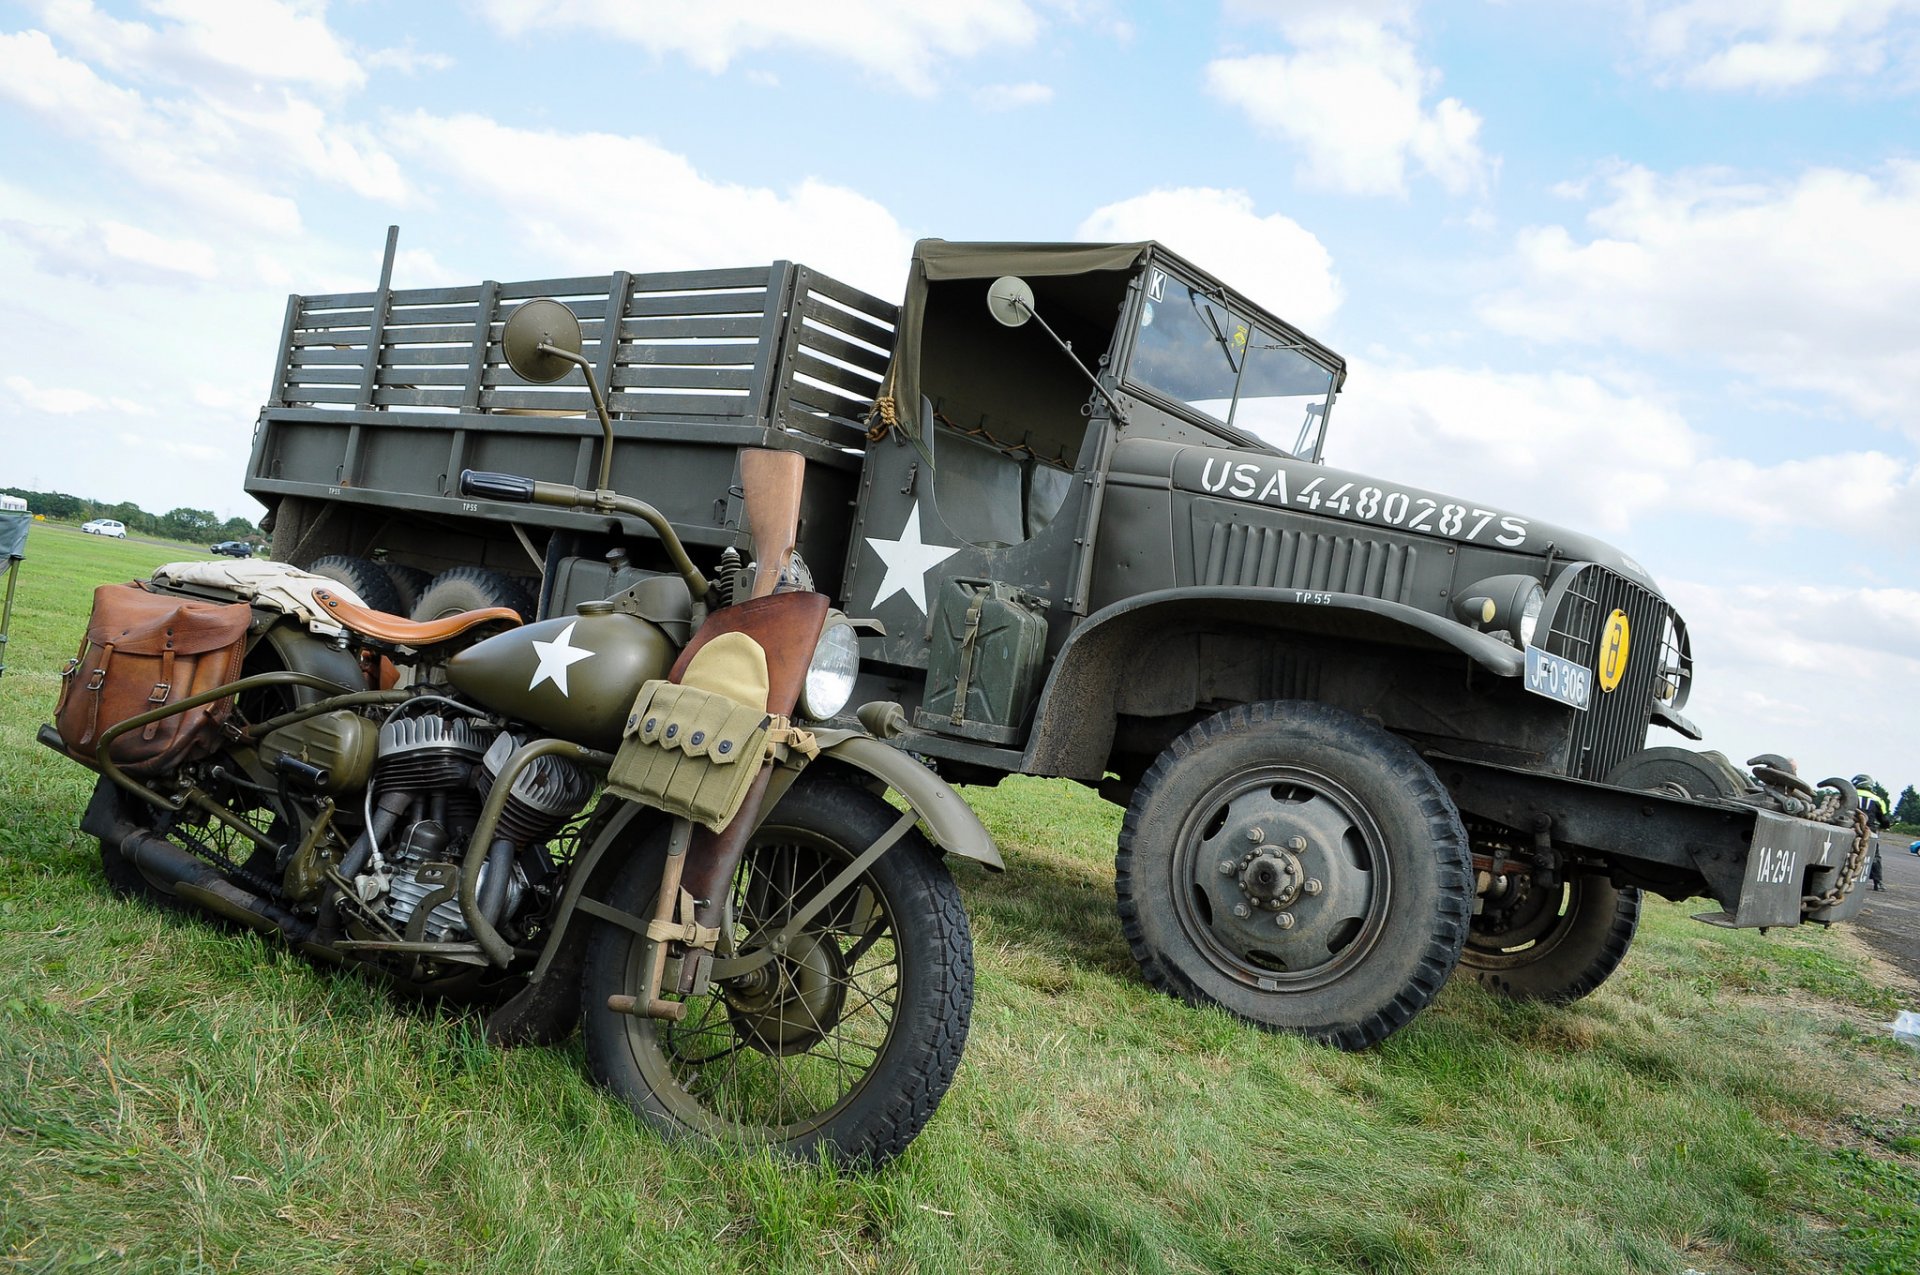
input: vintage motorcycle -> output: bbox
[40,300,998,1168]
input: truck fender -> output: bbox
[1023,586,1527,780]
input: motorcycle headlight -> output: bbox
[800,619,860,721]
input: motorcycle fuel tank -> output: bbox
[447,602,675,750]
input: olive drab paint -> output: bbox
[447,604,676,750]
[251,235,1872,942]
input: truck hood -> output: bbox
[1119,438,1663,595]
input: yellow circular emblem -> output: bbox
[1597,609,1631,693]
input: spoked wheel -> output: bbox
[1118,701,1473,1050]
[582,780,973,1167]
[98,767,286,913]
[1458,873,1640,1003]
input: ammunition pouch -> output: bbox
[608,680,772,832]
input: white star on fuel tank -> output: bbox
[866,500,958,615]
[528,621,594,696]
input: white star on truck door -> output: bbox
[866,501,957,614]
[528,621,594,696]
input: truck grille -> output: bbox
[1194,513,1417,604]
[1541,563,1674,780]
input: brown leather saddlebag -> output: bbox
[53,582,251,776]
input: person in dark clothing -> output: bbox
[1856,774,1889,890]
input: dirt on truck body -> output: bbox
[246,233,1873,1048]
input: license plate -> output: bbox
[1524,646,1592,710]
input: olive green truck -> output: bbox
[245,234,1870,1048]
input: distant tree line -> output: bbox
[1894,783,1919,831]
[2,486,261,546]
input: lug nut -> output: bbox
[1286,835,1308,852]
[1303,878,1323,896]
[1232,903,1251,918]
[1246,827,1265,844]
[1219,860,1236,875]
[1275,912,1295,929]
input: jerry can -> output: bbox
[916,578,1049,745]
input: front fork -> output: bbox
[612,763,778,1020]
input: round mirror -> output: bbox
[503,299,583,384]
[986,276,1035,328]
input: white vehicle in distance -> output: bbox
[80,519,127,538]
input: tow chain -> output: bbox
[1802,810,1871,912]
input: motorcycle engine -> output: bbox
[356,713,593,943]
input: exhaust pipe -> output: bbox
[119,827,317,945]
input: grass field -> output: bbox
[2,522,1917,1274]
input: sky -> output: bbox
[2,0,1917,796]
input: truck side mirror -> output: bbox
[503,299,585,384]
[986,276,1035,328]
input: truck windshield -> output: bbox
[1127,273,1336,456]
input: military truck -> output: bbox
[245,232,1871,1048]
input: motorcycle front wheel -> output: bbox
[580,779,974,1168]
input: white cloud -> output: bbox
[386,112,915,299]
[475,0,1041,94]
[973,81,1054,110]
[1207,4,1489,197]
[1639,0,1920,91]
[1478,162,1920,426]
[7,374,105,415]
[1077,187,1343,328]
[1327,361,1702,534]
[2,216,220,284]
[0,26,416,237]
[32,0,435,94]
[1664,578,1920,791]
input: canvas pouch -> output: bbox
[608,681,772,832]
[53,582,250,777]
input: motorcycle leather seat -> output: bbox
[310,587,521,648]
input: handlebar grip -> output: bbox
[459,469,536,503]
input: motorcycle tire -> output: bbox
[580,779,974,1168]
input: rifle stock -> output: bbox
[739,449,805,598]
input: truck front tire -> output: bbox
[1458,875,1639,1003]
[1116,701,1472,1050]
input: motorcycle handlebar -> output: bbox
[458,469,536,503]
[456,470,708,602]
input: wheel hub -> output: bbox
[1179,775,1384,986]
[1237,847,1307,909]
[721,932,847,1056]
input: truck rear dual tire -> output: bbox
[1117,701,1472,1051]
[309,555,405,616]
[410,566,537,624]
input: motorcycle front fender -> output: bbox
[800,733,1002,872]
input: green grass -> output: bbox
[2,522,1917,1274]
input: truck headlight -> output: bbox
[1457,575,1547,648]
[800,619,860,720]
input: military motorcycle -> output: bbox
[40,300,998,1168]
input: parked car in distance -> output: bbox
[80,519,127,538]
[210,540,253,558]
